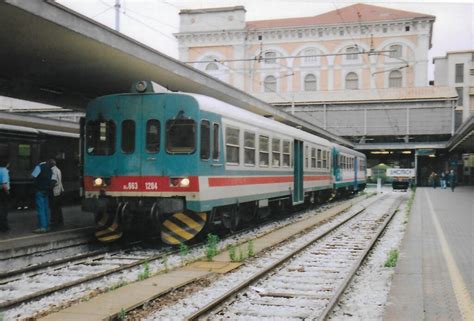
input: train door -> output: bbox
[140,95,166,178]
[332,147,341,185]
[115,96,143,181]
[354,157,359,191]
[293,140,304,204]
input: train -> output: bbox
[81,81,366,244]
[0,123,80,209]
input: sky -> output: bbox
[50,0,474,81]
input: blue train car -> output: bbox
[82,81,366,244]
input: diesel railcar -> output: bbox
[82,81,366,244]
[0,124,80,209]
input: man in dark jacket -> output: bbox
[31,160,56,233]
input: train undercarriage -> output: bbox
[84,185,364,245]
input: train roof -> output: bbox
[0,124,79,138]
[183,93,332,147]
[332,142,366,158]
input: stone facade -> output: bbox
[176,4,435,96]
[175,4,456,147]
[433,50,474,123]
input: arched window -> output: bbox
[389,45,402,58]
[304,74,317,91]
[346,46,358,60]
[389,70,402,88]
[263,75,277,92]
[205,62,219,71]
[303,48,318,64]
[263,51,277,64]
[345,72,359,90]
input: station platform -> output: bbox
[384,186,473,321]
[0,205,95,263]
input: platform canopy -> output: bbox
[0,0,352,147]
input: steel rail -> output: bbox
[317,197,403,320]
[0,194,366,311]
[185,196,382,320]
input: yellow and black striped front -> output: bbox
[95,211,123,242]
[161,212,207,245]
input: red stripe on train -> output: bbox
[83,176,199,192]
[208,175,331,187]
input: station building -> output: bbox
[176,3,472,185]
[433,50,474,124]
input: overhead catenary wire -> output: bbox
[184,49,396,64]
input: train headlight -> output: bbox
[93,177,104,187]
[180,177,190,187]
[170,177,190,187]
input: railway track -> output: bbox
[173,194,403,320]
[0,196,362,313]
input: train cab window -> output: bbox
[311,148,316,168]
[166,119,196,154]
[200,120,210,160]
[212,123,220,160]
[272,138,281,167]
[86,120,116,155]
[225,127,240,164]
[146,120,160,153]
[244,132,256,166]
[259,135,269,166]
[282,140,290,167]
[121,120,135,154]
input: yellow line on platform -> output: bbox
[424,189,474,321]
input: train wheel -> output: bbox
[240,202,257,223]
[161,211,207,245]
[221,206,240,232]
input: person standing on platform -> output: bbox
[429,171,437,189]
[439,171,447,189]
[0,159,10,232]
[448,169,457,192]
[31,159,55,233]
[49,159,64,228]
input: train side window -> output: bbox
[272,138,281,167]
[86,120,116,155]
[146,119,160,153]
[0,143,8,160]
[212,123,220,160]
[324,151,329,169]
[282,140,290,167]
[316,148,321,169]
[305,145,309,168]
[259,135,269,167]
[166,119,196,154]
[17,144,31,170]
[311,148,316,168]
[200,120,210,160]
[121,120,135,154]
[225,127,240,164]
[244,131,256,166]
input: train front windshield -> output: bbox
[166,119,196,154]
[86,120,116,156]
